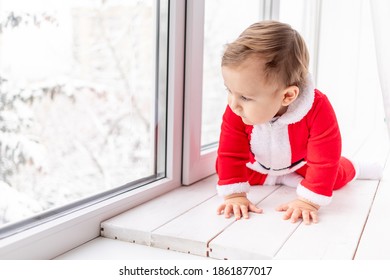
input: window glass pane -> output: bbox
[0,0,166,227]
[278,0,320,78]
[201,0,263,148]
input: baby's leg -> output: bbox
[332,156,384,189]
[332,157,356,190]
[247,168,268,186]
[295,157,356,190]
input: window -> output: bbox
[201,0,265,148]
[1,0,293,259]
[182,0,270,184]
[0,0,168,236]
[278,0,321,82]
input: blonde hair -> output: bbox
[222,21,309,90]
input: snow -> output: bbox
[0,0,158,225]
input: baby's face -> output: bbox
[222,58,287,125]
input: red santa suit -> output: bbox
[216,77,356,206]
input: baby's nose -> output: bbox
[229,96,240,111]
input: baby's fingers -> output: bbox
[248,203,263,214]
[282,207,294,220]
[275,203,288,212]
[290,208,302,223]
[302,210,310,224]
[240,205,249,219]
[233,204,242,220]
[310,211,319,224]
[216,203,226,215]
[302,210,318,224]
[224,204,233,218]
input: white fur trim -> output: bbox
[296,183,332,206]
[278,74,315,125]
[216,182,250,197]
[250,122,292,174]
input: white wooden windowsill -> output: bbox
[57,155,390,260]
[56,124,390,260]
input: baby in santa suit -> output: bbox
[216,20,373,225]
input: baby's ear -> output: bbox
[282,86,300,106]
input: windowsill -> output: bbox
[55,237,208,260]
[0,177,181,259]
[56,137,390,260]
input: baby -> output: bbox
[215,21,357,225]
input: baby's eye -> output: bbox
[225,87,232,94]
[240,96,251,101]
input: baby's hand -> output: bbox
[217,193,263,220]
[276,198,320,225]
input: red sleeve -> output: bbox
[297,91,342,205]
[216,106,251,196]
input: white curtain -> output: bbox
[370,0,390,139]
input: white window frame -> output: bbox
[182,0,278,185]
[182,0,217,185]
[0,0,186,259]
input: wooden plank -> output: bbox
[100,175,217,245]
[151,185,280,257]
[208,186,301,259]
[354,158,390,259]
[274,180,378,259]
[55,237,207,260]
